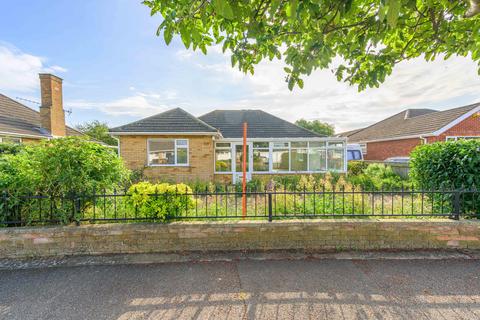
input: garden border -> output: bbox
[0,219,479,259]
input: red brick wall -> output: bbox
[363,112,480,160]
[364,138,422,160]
[427,113,480,143]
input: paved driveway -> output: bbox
[0,259,479,319]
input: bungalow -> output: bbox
[0,74,82,143]
[340,103,480,160]
[110,108,347,183]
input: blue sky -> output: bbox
[1,0,480,132]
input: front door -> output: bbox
[233,142,252,183]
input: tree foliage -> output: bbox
[143,0,480,90]
[295,118,335,136]
[75,120,118,146]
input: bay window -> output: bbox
[147,139,188,166]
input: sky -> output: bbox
[1,1,480,133]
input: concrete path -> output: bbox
[1,257,480,319]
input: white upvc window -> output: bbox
[147,139,189,166]
[446,136,480,142]
[359,143,367,154]
[252,142,269,172]
[215,142,232,172]
[214,139,346,173]
[0,136,22,144]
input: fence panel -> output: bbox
[0,187,478,227]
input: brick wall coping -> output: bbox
[1,220,479,259]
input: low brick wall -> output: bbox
[0,220,479,259]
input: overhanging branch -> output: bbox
[465,0,480,17]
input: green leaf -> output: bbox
[179,26,191,48]
[286,0,298,22]
[378,3,386,22]
[386,0,401,27]
[212,0,234,19]
[297,78,304,89]
[270,0,282,16]
[287,77,295,90]
[164,26,173,45]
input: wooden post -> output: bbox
[242,122,247,218]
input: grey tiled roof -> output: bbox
[199,110,322,138]
[0,93,82,138]
[109,108,218,133]
[336,128,364,138]
[347,103,480,142]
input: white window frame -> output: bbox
[0,136,22,144]
[214,138,347,174]
[359,143,367,155]
[446,136,480,141]
[214,142,233,173]
[147,138,189,167]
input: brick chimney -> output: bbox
[39,73,66,137]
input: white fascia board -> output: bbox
[217,137,346,142]
[431,105,480,136]
[352,134,432,144]
[110,131,220,136]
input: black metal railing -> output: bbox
[0,186,479,226]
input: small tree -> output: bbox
[295,119,335,136]
[75,120,118,146]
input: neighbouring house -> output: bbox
[110,108,347,183]
[339,103,480,160]
[0,74,82,143]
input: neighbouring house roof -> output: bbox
[347,103,480,143]
[336,128,364,138]
[109,108,218,134]
[198,110,322,138]
[0,93,82,138]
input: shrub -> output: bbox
[410,140,480,189]
[410,140,480,215]
[348,163,405,190]
[126,181,194,221]
[347,160,368,176]
[0,137,130,224]
[0,143,24,156]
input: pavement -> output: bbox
[1,253,480,319]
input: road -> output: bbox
[0,258,479,319]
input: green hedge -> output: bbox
[410,140,480,216]
[410,140,480,189]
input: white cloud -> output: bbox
[68,89,188,117]
[0,44,67,92]
[175,47,480,132]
